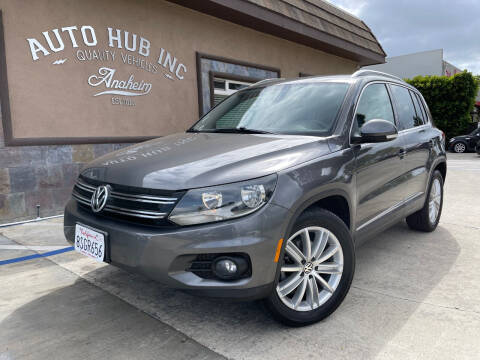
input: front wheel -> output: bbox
[264,208,355,326]
[453,142,466,153]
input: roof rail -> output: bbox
[250,78,284,87]
[352,70,404,82]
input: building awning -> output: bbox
[166,0,386,66]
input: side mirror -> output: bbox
[353,119,398,144]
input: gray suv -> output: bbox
[64,70,446,326]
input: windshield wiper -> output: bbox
[199,127,275,134]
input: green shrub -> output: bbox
[405,71,479,139]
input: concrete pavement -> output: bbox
[0,153,479,359]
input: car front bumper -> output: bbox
[64,198,290,300]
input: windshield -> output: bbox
[191,82,350,136]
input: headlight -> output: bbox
[168,174,277,225]
[449,138,455,142]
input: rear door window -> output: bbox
[390,85,419,130]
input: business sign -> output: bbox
[0,0,203,143]
[26,26,187,107]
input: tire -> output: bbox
[264,208,355,327]
[453,142,467,153]
[406,170,444,232]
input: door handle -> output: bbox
[398,148,406,158]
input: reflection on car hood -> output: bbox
[82,132,332,190]
[452,135,472,140]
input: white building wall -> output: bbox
[363,49,445,79]
[443,60,462,77]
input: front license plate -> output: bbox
[74,224,105,262]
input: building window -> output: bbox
[212,77,254,106]
[196,53,281,116]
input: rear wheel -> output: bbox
[406,170,443,232]
[453,142,466,153]
[264,208,354,326]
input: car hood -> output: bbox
[451,135,471,141]
[81,132,332,190]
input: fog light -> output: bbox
[212,256,248,280]
[217,259,237,274]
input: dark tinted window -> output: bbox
[410,90,425,125]
[415,93,429,123]
[390,85,419,130]
[353,83,394,135]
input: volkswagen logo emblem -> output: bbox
[91,185,110,213]
[303,262,314,275]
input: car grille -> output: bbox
[71,177,184,226]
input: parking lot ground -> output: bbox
[1,153,479,360]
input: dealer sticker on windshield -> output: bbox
[74,224,105,262]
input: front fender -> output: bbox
[271,149,356,236]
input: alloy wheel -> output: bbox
[454,143,466,153]
[429,178,441,224]
[276,226,344,311]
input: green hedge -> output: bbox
[405,71,479,139]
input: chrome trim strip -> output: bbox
[104,204,167,218]
[72,192,91,206]
[356,192,424,231]
[398,124,429,135]
[75,179,177,204]
[109,192,176,204]
[76,181,95,193]
[72,191,167,219]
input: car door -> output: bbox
[389,85,431,207]
[353,82,407,235]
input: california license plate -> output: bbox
[74,224,105,262]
